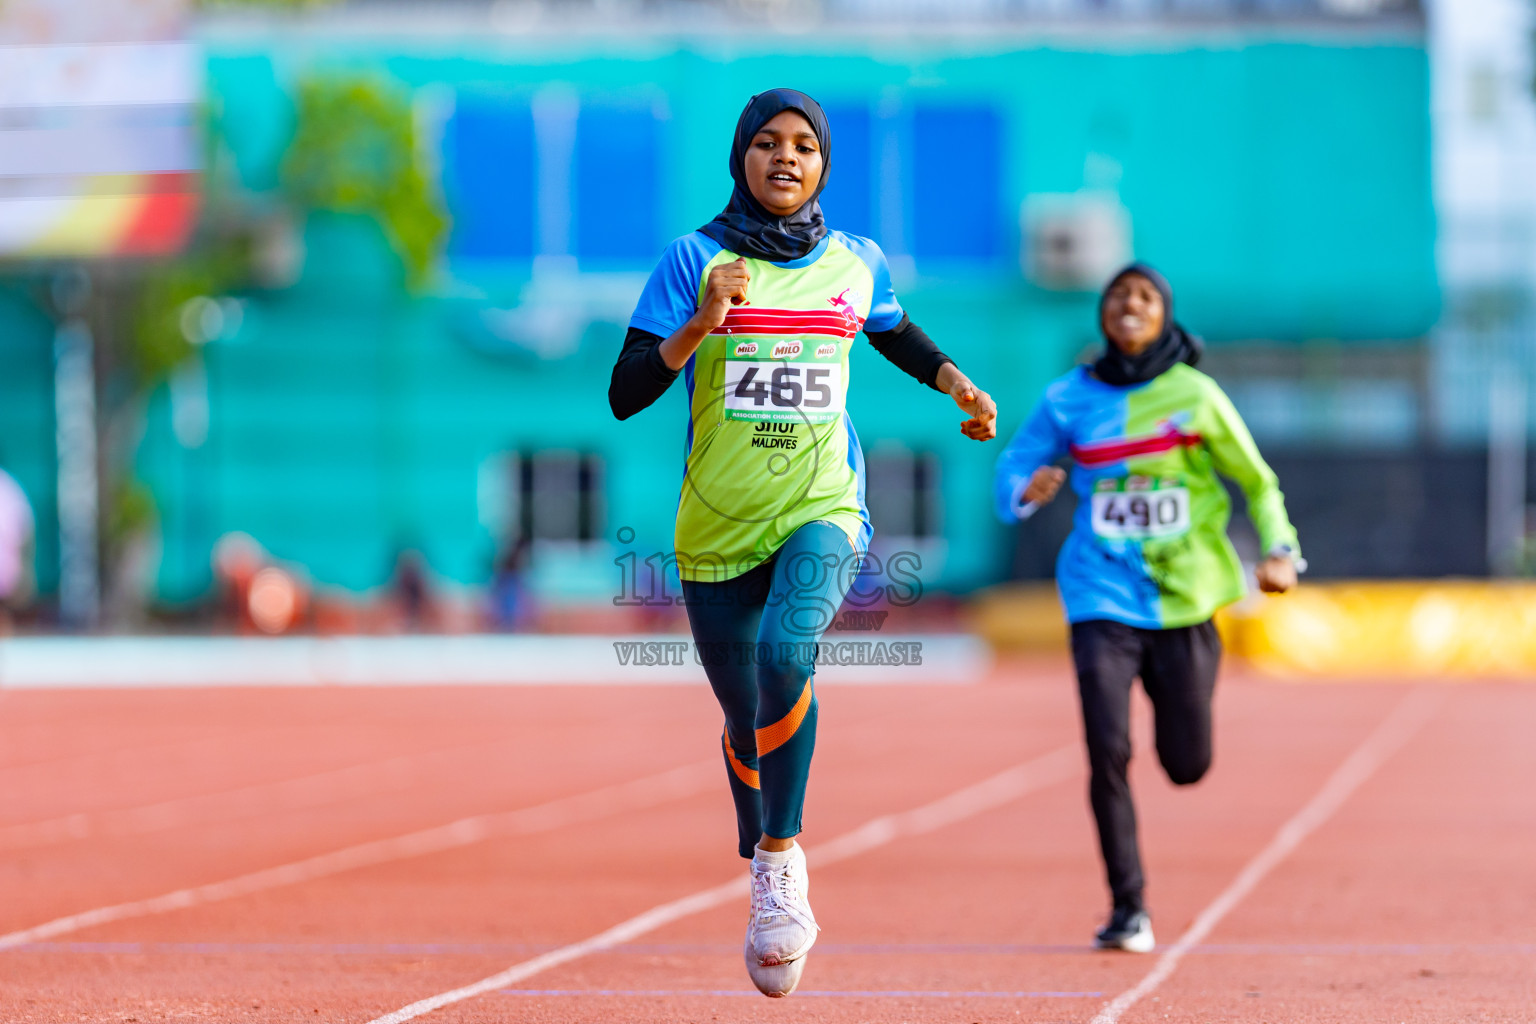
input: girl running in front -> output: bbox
[609,89,998,997]
[994,263,1301,953]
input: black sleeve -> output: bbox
[609,326,681,420]
[864,314,956,392]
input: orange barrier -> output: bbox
[967,584,1069,653]
[1218,582,1536,678]
[973,582,1536,678]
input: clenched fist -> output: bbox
[1255,555,1297,594]
[694,258,751,331]
[1023,465,1066,505]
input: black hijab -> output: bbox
[699,89,830,263]
[1093,262,1204,387]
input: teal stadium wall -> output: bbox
[0,29,1439,605]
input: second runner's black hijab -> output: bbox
[699,89,831,263]
[1093,262,1204,387]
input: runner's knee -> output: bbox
[758,646,814,699]
[1085,733,1132,779]
[1160,747,1210,786]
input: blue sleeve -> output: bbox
[993,399,1070,522]
[629,232,723,338]
[834,232,905,333]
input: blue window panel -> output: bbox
[444,96,536,261]
[817,103,874,240]
[575,106,659,262]
[911,105,1002,261]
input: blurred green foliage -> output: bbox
[129,243,251,388]
[127,91,255,391]
[105,475,159,551]
[130,70,447,393]
[282,75,448,287]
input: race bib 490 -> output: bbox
[723,339,844,424]
[1091,476,1191,540]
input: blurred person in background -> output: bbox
[212,532,309,635]
[389,547,438,632]
[995,263,1302,954]
[610,89,998,997]
[213,531,263,628]
[486,536,532,631]
[0,459,35,634]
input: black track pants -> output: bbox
[1070,618,1222,912]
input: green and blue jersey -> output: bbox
[632,230,905,582]
[995,364,1299,629]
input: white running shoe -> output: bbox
[743,932,807,998]
[744,843,819,991]
[1094,906,1155,953]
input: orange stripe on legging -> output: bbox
[755,679,813,758]
[723,731,760,789]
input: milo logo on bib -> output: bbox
[771,340,803,359]
[1091,475,1191,541]
[733,341,758,357]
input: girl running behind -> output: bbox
[993,263,1300,953]
[611,89,997,996]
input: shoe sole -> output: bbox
[1095,930,1155,954]
[744,936,808,997]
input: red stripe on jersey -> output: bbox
[1070,425,1202,466]
[711,324,857,339]
[722,307,857,323]
[709,306,864,338]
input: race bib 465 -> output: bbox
[723,339,845,424]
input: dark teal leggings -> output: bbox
[681,520,858,858]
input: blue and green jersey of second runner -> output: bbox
[995,364,1300,630]
[631,229,902,582]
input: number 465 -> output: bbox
[735,366,832,408]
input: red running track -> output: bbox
[1,657,1533,1023]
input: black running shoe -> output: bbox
[1095,906,1154,952]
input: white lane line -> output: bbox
[1089,687,1446,1024]
[0,738,514,851]
[0,760,717,952]
[362,744,1082,1024]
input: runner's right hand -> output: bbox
[1255,556,1297,594]
[1024,466,1066,505]
[694,258,751,330]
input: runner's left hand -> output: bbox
[1255,556,1297,594]
[949,379,998,441]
